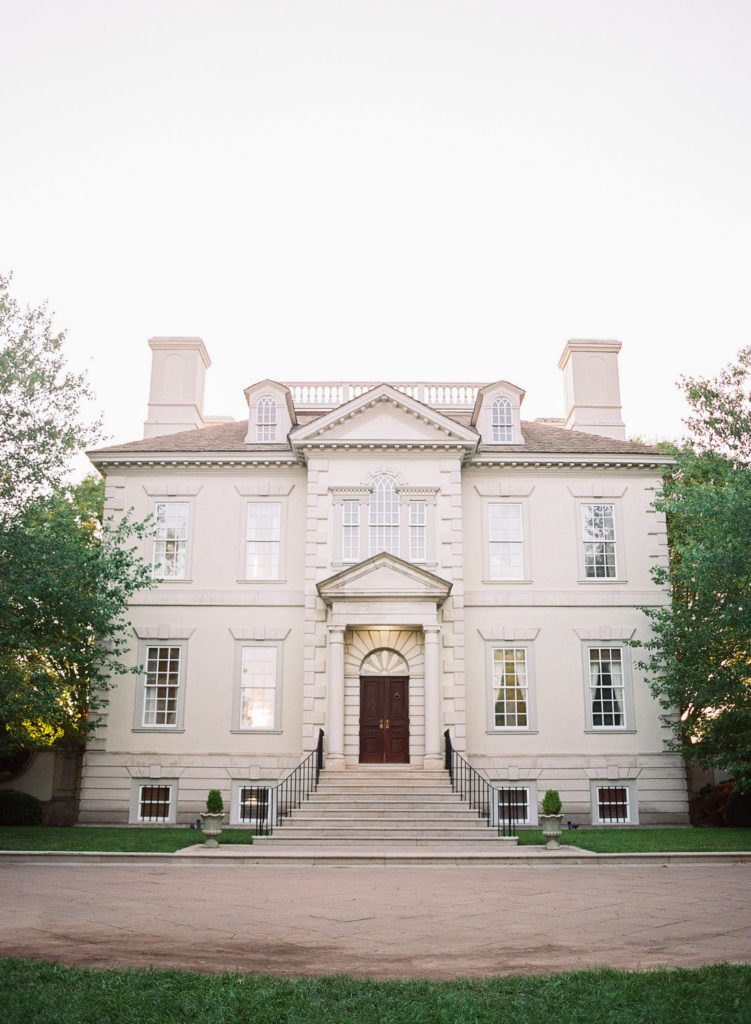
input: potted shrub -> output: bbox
[200,789,225,847]
[539,789,564,849]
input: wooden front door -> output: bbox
[359,676,410,763]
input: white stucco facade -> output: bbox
[78,338,689,826]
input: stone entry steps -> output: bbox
[253,768,517,848]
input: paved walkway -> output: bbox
[2,859,750,978]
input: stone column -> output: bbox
[327,626,346,769]
[423,625,443,769]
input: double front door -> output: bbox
[359,676,409,763]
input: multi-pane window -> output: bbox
[497,786,530,825]
[492,647,528,728]
[342,500,360,562]
[582,503,617,578]
[491,398,513,443]
[488,503,524,580]
[589,647,625,727]
[152,502,188,579]
[239,786,271,827]
[409,501,426,562]
[596,785,629,823]
[139,784,171,822]
[239,646,278,730]
[143,646,181,726]
[246,503,281,578]
[256,397,277,442]
[369,475,400,556]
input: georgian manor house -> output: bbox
[78,337,689,829]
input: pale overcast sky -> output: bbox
[2,0,750,449]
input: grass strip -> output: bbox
[3,825,751,853]
[0,959,749,1024]
[0,826,255,852]
[516,826,751,852]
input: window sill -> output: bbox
[236,578,287,585]
[132,727,186,733]
[584,727,636,734]
[151,578,194,585]
[577,577,628,585]
[486,729,539,735]
[230,729,284,735]
[482,578,534,586]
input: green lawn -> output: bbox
[516,826,751,852]
[0,826,255,852]
[2,824,751,853]
[0,960,749,1024]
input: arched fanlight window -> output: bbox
[491,398,513,443]
[256,396,277,442]
[369,475,399,555]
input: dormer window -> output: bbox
[256,397,277,442]
[492,398,513,443]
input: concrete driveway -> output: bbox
[2,860,750,978]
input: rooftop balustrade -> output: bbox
[283,381,486,412]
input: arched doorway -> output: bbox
[359,648,410,764]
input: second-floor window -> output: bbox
[256,397,277,442]
[152,502,189,579]
[246,502,281,579]
[369,475,400,556]
[342,500,360,562]
[582,503,617,578]
[488,502,524,580]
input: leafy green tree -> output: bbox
[0,477,152,756]
[0,273,100,525]
[637,351,751,793]
[0,276,151,757]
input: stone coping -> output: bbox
[2,847,750,866]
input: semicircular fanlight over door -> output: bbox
[360,647,409,677]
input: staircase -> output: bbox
[252,768,518,850]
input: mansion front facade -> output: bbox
[78,337,689,827]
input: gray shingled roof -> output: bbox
[89,416,662,458]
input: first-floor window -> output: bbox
[492,647,528,728]
[589,647,625,727]
[240,646,278,730]
[139,784,172,822]
[143,646,181,726]
[246,502,281,578]
[596,785,629,823]
[152,501,189,579]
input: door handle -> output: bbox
[385,720,390,729]
[379,720,383,730]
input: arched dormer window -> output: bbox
[369,475,399,556]
[256,397,277,442]
[491,398,513,443]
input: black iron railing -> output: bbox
[239,729,324,834]
[444,729,524,838]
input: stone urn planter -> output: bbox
[200,789,225,847]
[539,789,564,850]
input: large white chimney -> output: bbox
[143,337,210,439]
[558,339,626,440]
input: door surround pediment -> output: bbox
[317,552,452,612]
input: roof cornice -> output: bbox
[88,453,301,470]
[470,453,674,469]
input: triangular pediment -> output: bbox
[317,552,452,605]
[291,384,477,449]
